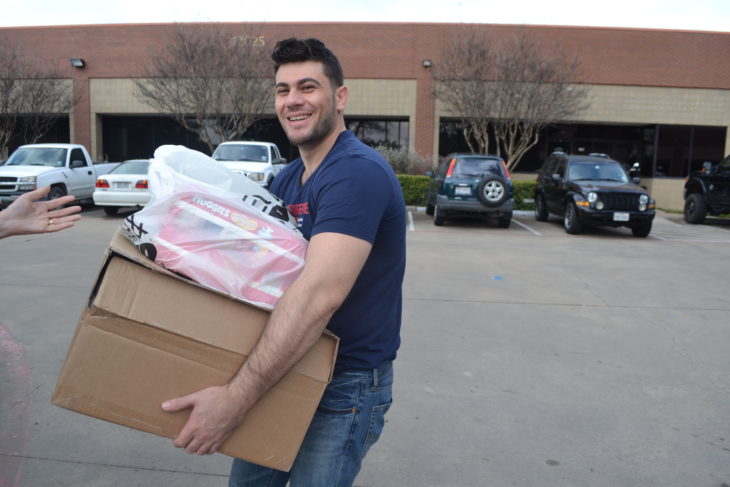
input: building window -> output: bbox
[346,118,409,150]
[439,119,727,177]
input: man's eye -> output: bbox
[301,85,315,92]
[276,88,289,96]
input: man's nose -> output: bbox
[283,88,305,107]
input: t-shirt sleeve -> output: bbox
[311,156,392,243]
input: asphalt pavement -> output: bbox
[2,206,730,486]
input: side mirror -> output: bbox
[70,159,86,168]
[632,177,641,185]
[702,161,713,173]
[551,173,562,182]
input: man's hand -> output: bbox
[162,385,248,455]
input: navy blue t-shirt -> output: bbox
[270,130,406,373]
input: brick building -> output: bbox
[1,22,729,208]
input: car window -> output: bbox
[453,158,501,177]
[568,161,628,182]
[111,160,150,174]
[554,159,566,178]
[541,157,556,176]
[436,159,450,179]
[70,148,86,166]
[7,147,67,167]
[214,144,268,162]
[718,156,730,172]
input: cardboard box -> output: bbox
[52,231,338,472]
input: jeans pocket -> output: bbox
[362,400,392,456]
[316,377,362,414]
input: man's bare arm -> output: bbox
[162,231,372,455]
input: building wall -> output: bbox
[2,21,729,210]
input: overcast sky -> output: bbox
[3,0,729,32]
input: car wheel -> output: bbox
[433,204,446,226]
[631,222,652,238]
[46,185,67,209]
[425,199,435,216]
[476,177,508,207]
[684,193,707,224]
[534,193,548,221]
[48,185,66,200]
[564,202,582,234]
[103,206,119,216]
[497,212,512,228]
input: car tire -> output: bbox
[46,185,67,209]
[476,177,508,207]
[564,202,582,234]
[48,185,66,200]
[684,193,707,224]
[497,212,512,228]
[433,204,446,226]
[631,222,652,237]
[103,206,119,216]
[425,201,435,216]
[534,193,548,221]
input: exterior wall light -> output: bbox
[422,59,432,68]
[70,58,85,69]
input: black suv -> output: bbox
[534,152,655,237]
[426,154,514,227]
[683,155,730,224]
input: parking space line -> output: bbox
[512,218,542,236]
[408,211,415,232]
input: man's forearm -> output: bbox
[224,270,338,411]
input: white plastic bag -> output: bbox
[122,145,307,310]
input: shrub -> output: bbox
[513,181,536,211]
[397,174,430,206]
[394,174,536,210]
[375,146,430,175]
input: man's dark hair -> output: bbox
[272,38,344,87]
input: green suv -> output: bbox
[426,154,514,228]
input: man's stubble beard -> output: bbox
[285,96,338,150]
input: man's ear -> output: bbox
[335,85,349,112]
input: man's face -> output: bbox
[274,61,346,150]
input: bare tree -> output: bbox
[434,28,590,171]
[0,40,74,158]
[433,28,497,155]
[135,25,273,154]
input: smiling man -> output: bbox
[161,38,406,486]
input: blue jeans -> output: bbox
[229,360,394,487]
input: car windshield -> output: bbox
[6,147,68,167]
[111,160,150,175]
[453,158,502,177]
[213,145,268,162]
[568,162,628,183]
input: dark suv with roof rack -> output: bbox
[534,151,655,237]
[425,154,514,228]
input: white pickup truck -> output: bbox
[0,143,119,208]
[211,141,287,188]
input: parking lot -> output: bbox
[2,207,730,486]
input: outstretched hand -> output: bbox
[162,385,247,456]
[0,186,82,239]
